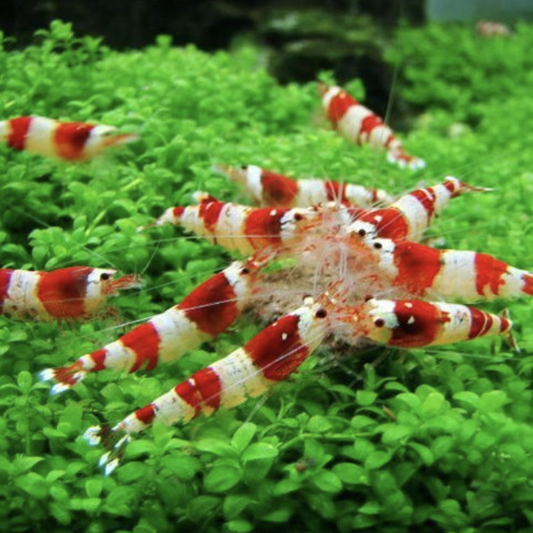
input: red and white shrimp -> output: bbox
[346,176,490,241]
[338,298,513,349]
[319,83,425,170]
[351,236,533,301]
[84,297,329,475]
[0,266,140,321]
[0,116,138,161]
[144,192,321,256]
[215,164,394,207]
[40,253,270,393]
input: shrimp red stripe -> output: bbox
[393,242,442,295]
[245,314,309,381]
[0,269,13,314]
[6,117,32,150]
[181,267,242,336]
[360,114,387,143]
[121,323,161,372]
[41,258,263,393]
[474,254,509,296]
[37,267,94,318]
[259,168,299,206]
[0,116,137,161]
[54,122,95,160]
[217,164,394,208]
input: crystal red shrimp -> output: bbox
[353,236,533,301]
[144,193,321,255]
[40,253,271,393]
[0,266,140,321]
[215,164,394,207]
[84,298,329,475]
[346,176,490,241]
[319,83,425,170]
[296,176,484,246]
[339,298,513,348]
[0,116,138,161]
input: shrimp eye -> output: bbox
[358,228,366,237]
[315,308,328,318]
[100,272,111,281]
[374,318,385,328]
[239,165,247,170]
[241,267,250,275]
[294,213,304,221]
[373,242,383,250]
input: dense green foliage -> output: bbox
[1,20,533,533]
[388,22,533,125]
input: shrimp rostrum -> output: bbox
[40,172,530,474]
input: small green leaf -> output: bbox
[241,443,278,462]
[358,500,381,515]
[16,371,32,393]
[473,430,496,450]
[226,520,253,533]
[395,392,422,412]
[352,439,375,461]
[311,470,342,493]
[421,392,446,417]
[356,390,377,406]
[187,496,221,520]
[409,443,434,466]
[196,438,238,458]
[431,436,454,459]
[382,424,412,444]
[50,502,71,525]
[161,454,200,480]
[307,415,333,433]
[273,478,301,496]
[85,478,103,498]
[14,456,44,473]
[365,451,392,470]
[204,466,242,493]
[125,439,157,458]
[351,415,377,429]
[83,497,101,513]
[50,484,70,502]
[453,391,480,411]
[15,472,48,499]
[480,390,508,412]
[332,463,367,485]
[223,494,251,520]
[117,462,149,483]
[262,506,293,523]
[352,514,378,529]
[232,423,257,453]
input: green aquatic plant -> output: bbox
[0,19,533,533]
